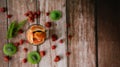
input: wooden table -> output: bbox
[0,0,120,67]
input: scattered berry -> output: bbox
[54,56,60,62]
[33,12,38,18]
[7,14,12,18]
[18,29,24,34]
[37,10,41,16]
[40,51,46,57]
[0,7,6,12]
[46,12,50,16]
[4,56,9,62]
[14,42,19,47]
[59,39,64,43]
[22,58,27,63]
[28,17,34,23]
[66,52,71,56]
[24,12,29,17]
[51,45,56,50]
[51,34,58,41]
[66,23,70,27]
[27,11,33,16]
[45,22,52,28]
[24,11,35,23]
[19,39,24,45]
[68,35,72,39]
[23,48,28,53]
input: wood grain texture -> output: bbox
[67,0,96,67]
[37,0,53,67]
[7,0,37,67]
[37,0,67,67]
[0,0,8,67]
[98,0,120,67]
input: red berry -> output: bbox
[51,45,56,50]
[28,17,34,23]
[23,48,28,52]
[24,12,29,17]
[19,39,24,45]
[0,7,6,12]
[40,51,46,57]
[22,58,27,63]
[7,14,12,18]
[66,23,70,27]
[68,35,72,39]
[28,11,33,15]
[18,29,24,34]
[33,12,38,18]
[4,56,9,62]
[51,34,58,41]
[46,12,50,16]
[14,42,19,47]
[54,56,60,62]
[37,10,41,16]
[66,52,71,56]
[45,22,52,28]
[59,39,64,43]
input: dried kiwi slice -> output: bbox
[3,43,17,56]
[27,51,41,64]
[50,10,62,21]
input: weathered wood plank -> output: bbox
[7,0,37,67]
[37,0,53,67]
[0,0,8,67]
[37,0,67,67]
[67,0,96,67]
[98,0,120,67]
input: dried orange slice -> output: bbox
[26,24,46,45]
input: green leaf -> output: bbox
[7,19,27,39]
[14,19,27,35]
[17,19,27,31]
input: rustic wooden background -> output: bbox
[0,0,120,67]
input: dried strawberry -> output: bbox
[46,12,50,16]
[19,39,24,45]
[18,29,24,34]
[7,14,12,18]
[23,48,28,52]
[45,22,51,28]
[4,56,9,62]
[0,7,6,12]
[54,56,60,62]
[22,58,27,63]
[51,45,56,50]
[51,34,58,41]
[40,51,46,57]
[59,39,64,43]
[66,52,71,56]
[14,42,19,47]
